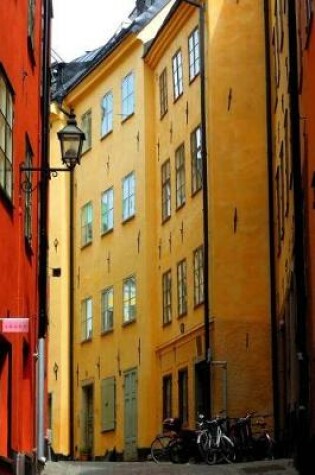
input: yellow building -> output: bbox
[49,0,275,461]
[48,0,176,460]
[145,0,274,431]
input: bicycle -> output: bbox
[198,414,236,465]
[150,416,205,464]
[228,412,275,462]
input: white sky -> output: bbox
[51,0,136,62]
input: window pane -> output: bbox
[122,72,134,119]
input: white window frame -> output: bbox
[121,72,134,120]
[101,91,113,137]
[172,50,183,100]
[123,276,136,323]
[0,71,13,199]
[188,27,200,81]
[81,110,92,153]
[175,144,185,208]
[191,125,202,194]
[122,172,135,221]
[81,297,93,341]
[81,201,93,246]
[162,159,171,221]
[177,259,187,317]
[162,269,172,325]
[101,187,114,234]
[194,246,204,306]
[101,287,114,332]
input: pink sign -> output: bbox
[0,318,29,333]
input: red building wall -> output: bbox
[296,1,315,453]
[0,0,44,466]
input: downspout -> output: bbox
[69,171,74,458]
[184,0,211,417]
[287,1,310,471]
[37,0,52,464]
[263,0,280,445]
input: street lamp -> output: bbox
[20,109,85,179]
[57,110,86,170]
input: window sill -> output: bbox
[160,110,168,121]
[121,111,135,124]
[122,213,135,225]
[194,301,204,310]
[101,227,114,237]
[101,328,114,336]
[173,92,183,104]
[176,201,186,212]
[81,337,93,344]
[191,186,202,198]
[189,72,200,85]
[81,240,93,250]
[163,320,172,328]
[101,129,113,141]
[162,214,171,225]
[81,145,92,157]
[0,186,14,213]
[122,318,136,327]
[177,311,187,319]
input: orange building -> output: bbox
[0,0,50,473]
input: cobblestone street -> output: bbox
[42,458,298,475]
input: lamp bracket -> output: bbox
[20,164,72,193]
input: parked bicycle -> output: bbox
[228,412,275,462]
[150,415,205,464]
[197,413,236,465]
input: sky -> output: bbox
[51,0,136,62]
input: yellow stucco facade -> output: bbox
[48,0,275,460]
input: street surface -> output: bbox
[42,458,298,474]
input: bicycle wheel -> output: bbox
[197,430,209,461]
[169,437,189,464]
[150,435,172,463]
[220,435,236,464]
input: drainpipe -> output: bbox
[287,1,309,471]
[37,0,52,465]
[263,0,280,446]
[184,0,211,417]
[69,170,74,458]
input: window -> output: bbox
[191,126,202,193]
[163,375,172,420]
[101,188,114,234]
[159,68,168,118]
[24,137,33,243]
[178,368,188,425]
[122,172,135,221]
[0,71,13,199]
[172,50,183,100]
[175,144,185,208]
[81,202,93,246]
[162,270,172,325]
[194,246,204,306]
[121,72,134,120]
[101,377,116,431]
[123,276,136,323]
[101,287,114,332]
[27,0,36,52]
[177,259,187,317]
[101,91,113,137]
[161,159,171,221]
[188,28,200,81]
[81,110,92,153]
[81,297,93,340]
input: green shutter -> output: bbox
[101,377,116,431]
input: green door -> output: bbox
[124,368,137,460]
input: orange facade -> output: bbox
[296,0,315,454]
[0,0,45,471]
